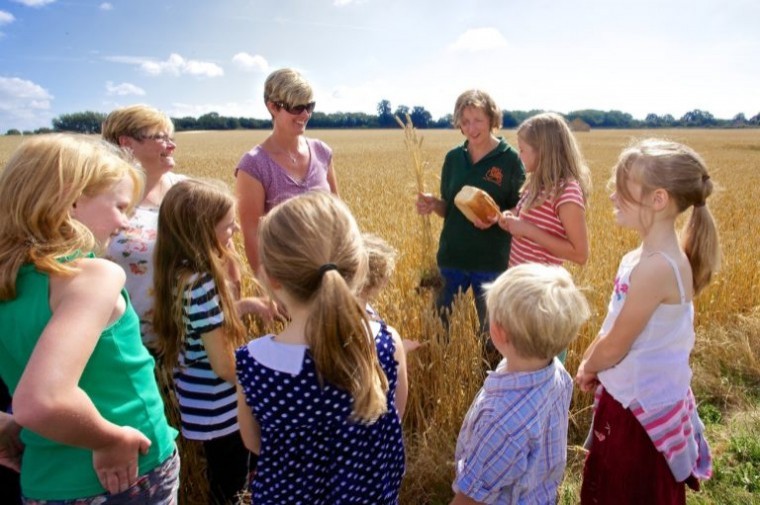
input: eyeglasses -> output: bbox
[276,101,316,115]
[137,133,175,143]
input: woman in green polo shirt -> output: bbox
[416,89,525,338]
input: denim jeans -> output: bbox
[436,267,501,336]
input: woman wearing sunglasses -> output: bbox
[235,67,339,272]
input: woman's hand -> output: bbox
[471,214,499,230]
[92,425,151,494]
[416,192,443,217]
[497,210,516,232]
[0,412,23,472]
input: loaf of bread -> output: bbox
[454,186,500,224]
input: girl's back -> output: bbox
[236,324,404,504]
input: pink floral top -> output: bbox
[106,172,186,349]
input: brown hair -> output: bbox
[452,89,502,131]
[517,112,591,209]
[614,139,721,294]
[153,179,247,366]
[259,192,388,422]
[102,104,174,146]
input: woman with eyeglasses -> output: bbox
[102,104,187,352]
[235,67,339,272]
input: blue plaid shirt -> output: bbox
[453,358,573,504]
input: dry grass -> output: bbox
[1,128,759,503]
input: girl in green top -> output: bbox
[0,135,178,502]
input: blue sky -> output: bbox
[1,0,758,131]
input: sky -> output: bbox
[0,0,758,132]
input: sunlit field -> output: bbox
[1,128,758,504]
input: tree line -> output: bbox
[6,101,760,136]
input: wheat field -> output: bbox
[1,128,758,504]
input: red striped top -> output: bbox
[508,180,585,267]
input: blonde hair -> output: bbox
[361,233,398,300]
[485,263,590,359]
[102,104,174,146]
[614,139,721,295]
[153,179,247,366]
[0,134,143,300]
[452,89,502,131]
[259,192,388,422]
[263,68,313,111]
[517,112,592,209]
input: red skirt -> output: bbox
[580,388,697,505]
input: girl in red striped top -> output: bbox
[497,112,591,268]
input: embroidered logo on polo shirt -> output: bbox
[484,167,503,185]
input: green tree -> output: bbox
[52,111,107,134]
[410,106,432,128]
[377,99,394,127]
[5,129,21,135]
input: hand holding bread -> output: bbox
[454,186,500,228]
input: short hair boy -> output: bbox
[451,263,590,504]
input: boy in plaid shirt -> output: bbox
[451,263,590,505]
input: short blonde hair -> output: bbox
[0,134,143,299]
[102,104,174,146]
[263,68,313,109]
[361,233,398,298]
[452,89,502,131]
[485,263,590,359]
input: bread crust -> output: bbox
[454,186,500,224]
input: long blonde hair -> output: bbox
[614,139,721,294]
[0,134,143,300]
[153,179,247,366]
[258,192,388,423]
[517,112,591,210]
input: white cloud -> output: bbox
[449,27,509,52]
[140,53,224,77]
[333,0,354,5]
[0,76,54,131]
[232,52,269,73]
[99,3,113,11]
[167,100,260,119]
[105,81,145,96]
[0,11,15,25]
[11,0,56,7]
[106,53,224,78]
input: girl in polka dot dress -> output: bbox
[235,191,407,504]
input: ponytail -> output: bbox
[682,177,721,295]
[308,269,388,422]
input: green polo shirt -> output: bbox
[437,137,525,272]
[0,260,177,500]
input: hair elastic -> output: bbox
[318,263,338,277]
[702,174,710,182]
[694,201,706,208]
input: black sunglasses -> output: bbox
[276,101,316,115]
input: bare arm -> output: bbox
[388,326,408,419]
[580,255,673,375]
[13,259,151,494]
[201,328,236,383]
[326,160,340,196]
[500,202,589,265]
[235,172,266,272]
[236,385,261,454]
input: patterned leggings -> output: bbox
[23,448,180,505]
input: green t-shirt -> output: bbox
[437,138,525,271]
[0,262,177,500]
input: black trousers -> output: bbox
[203,430,256,505]
[0,378,21,505]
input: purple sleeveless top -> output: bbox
[234,137,332,212]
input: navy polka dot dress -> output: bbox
[236,322,405,504]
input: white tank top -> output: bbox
[598,250,695,411]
